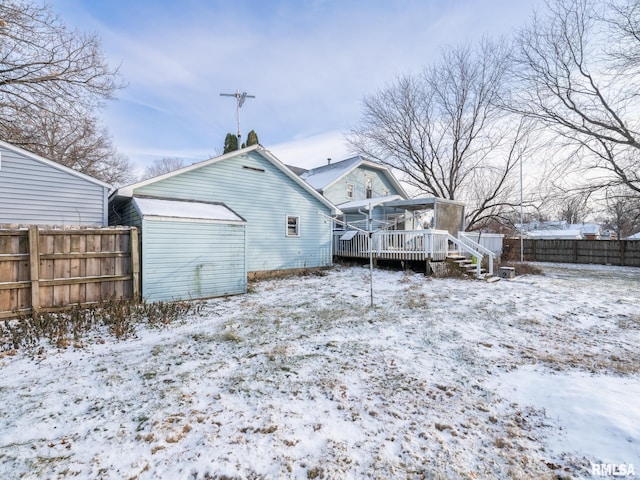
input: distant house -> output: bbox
[109,145,339,302]
[0,140,111,226]
[517,221,619,240]
[527,229,583,240]
[297,156,465,235]
[627,232,640,240]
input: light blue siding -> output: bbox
[323,165,399,205]
[142,219,246,301]
[132,151,333,273]
[0,144,108,226]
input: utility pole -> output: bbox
[220,91,255,149]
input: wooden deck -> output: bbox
[333,229,503,276]
[333,229,451,261]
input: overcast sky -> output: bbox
[50,0,541,173]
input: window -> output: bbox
[286,215,300,236]
[346,182,354,199]
[365,178,373,199]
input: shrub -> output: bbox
[0,298,203,352]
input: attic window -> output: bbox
[346,182,354,199]
[286,215,300,237]
[242,165,265,172]
[365,178,373,199]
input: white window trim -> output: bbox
[365,177,373,199]
[346,182,354,199]
[286,215,300,237]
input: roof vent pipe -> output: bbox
[327,158,331,165]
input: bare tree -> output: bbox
[0,1,131,184]
[348,39,532,230]
[555,191,592,224]
[142,157,186,180]
[510,0,640,197]
[597,188,640,238]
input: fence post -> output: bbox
[130,227,141,301]
[28,225,40,314]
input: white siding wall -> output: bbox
[133,151,333,273]
[0,145,108,225]
[323,165,399,205]
[142,219,246,302]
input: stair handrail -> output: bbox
[457,232,495,275]
[445,233,484,278]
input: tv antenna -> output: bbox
[220,91,255,148]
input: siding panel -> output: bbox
[324,165,399,205]
[142,219,246,301]
[0,145,108,226]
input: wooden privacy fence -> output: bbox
[504,238,640,267]
[0,226,140,319]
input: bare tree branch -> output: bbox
[0,1,131,184]
[348,39,528,230]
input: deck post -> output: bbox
[368,231,374,308]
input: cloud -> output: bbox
[268,130,353,169]
[55,0,542,170]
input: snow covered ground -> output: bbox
[0,262,638,479]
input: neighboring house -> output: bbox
[0,140,111,226]
[518,221,617,240]
[297,156,465,235]
[109,145,339,302]
[627,232,640,240]
[527,229,583,240]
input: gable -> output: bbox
[323,164,406,205]
[0,142,109,226]
[129,150,332,212]
[299,156,408,203]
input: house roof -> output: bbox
[0,140,111,189]
[527,229,582,239]
[132,197,245,223]
[298,156,409,198]
[337,195,404,213]
[383,197,466,210]
[112,144,340,214]
[627,231,640,240]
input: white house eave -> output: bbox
[111,144,265,199]
[140,215,246,225]
[111,144,342,215]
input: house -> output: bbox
[0,140,111,226]
[295,156,490,275]
[527,229,583,240]
[297,156,465,235]
[109,145,339,302]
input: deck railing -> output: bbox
[333,229,451,262]
[333,229,497,277]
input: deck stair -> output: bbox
[446,253,500,282]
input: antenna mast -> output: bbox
[220,90,255,148]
